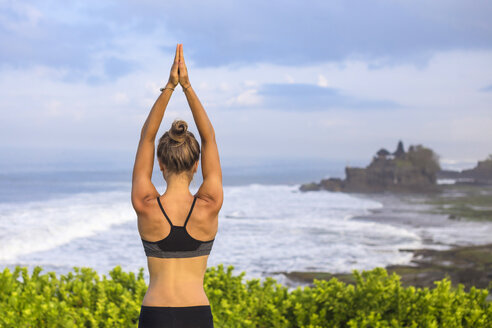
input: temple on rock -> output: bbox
[300,140,442,193]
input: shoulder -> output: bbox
[132,194,158,219]
[195,192,222,219]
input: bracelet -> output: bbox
[160,86,175,92]
[182,84,192,92]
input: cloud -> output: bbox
[254,83,401,111]
[144,0,492,68]
[0,1,141,83]
[226,88,262,107]
[1,1,491,166]
[317,74,330,88]
[0,3,108,70]
[2,0,492,82]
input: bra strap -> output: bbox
[183,196,197,227]
[157,197,173,227]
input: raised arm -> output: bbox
[178,44,223,211]
[131,44,180,214]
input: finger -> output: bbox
[180,44,185,65]
[172,57,178,71]
[174,43,179,64]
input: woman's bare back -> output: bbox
[138,195,218,306]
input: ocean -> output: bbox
[0,157,490,287]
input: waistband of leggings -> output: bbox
[141,305,211,310]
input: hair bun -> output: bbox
[169,119,188,144]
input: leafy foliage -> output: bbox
[0,264,490,327]
[406,144,441,175]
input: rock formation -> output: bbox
[300,140,441,193]
[437,154,492,185]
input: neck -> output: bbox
[163,173,193,197]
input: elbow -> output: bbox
[202,134,216,144]
[139,128,147,141]
[204,128,216,142]
[140,130,155,143]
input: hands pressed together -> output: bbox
[167,43,191,91]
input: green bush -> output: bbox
[0,264,490,327]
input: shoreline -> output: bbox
[276,186,492,298]
[278,243,492,293]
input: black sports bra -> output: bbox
[141,196,215,258]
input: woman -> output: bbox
[131,43,223,328]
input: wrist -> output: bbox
[181,83,192,92]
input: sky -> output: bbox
[1,0,492,172]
